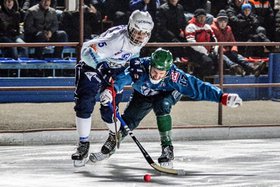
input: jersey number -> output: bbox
[98,42,107,47]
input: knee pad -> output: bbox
[154,99,172,116]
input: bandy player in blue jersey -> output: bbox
[90,48,242,168]
[71,10,154,166]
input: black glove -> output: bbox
[129,58,144,82]
[97,62,113,84]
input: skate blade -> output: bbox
[88,152,110,163]
[159,161,173,169]
[73,159,86,167]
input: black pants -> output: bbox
[120,90,182,136]
[74,62,124,123]
[184,47,217,79]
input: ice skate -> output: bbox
[72,141,89,167]
[88,132,117,163]
[158,145,174,169]
[252,62,266,77]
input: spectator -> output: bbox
[226,0,246,35]
[155,0,187,57]
[21,0,61,21]
[275,1,280,44]
[234,3,271,57]
[96,0,130,26]
[60,4,102,41]
[248,0,275,40]
[211,9,266,77]
[129,0,162,19]
[184,8,218,79]
[180,0,214,24]
[84,0,106,16]
[209,0,228,17]
[24,0,68,59]
[0,0,28,59]
[22,0,56,10]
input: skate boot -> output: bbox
[89,131,118,163]
[230,64,245,76]
[158,145,174,168]
[252,62,266,77]
[72,141,90,167]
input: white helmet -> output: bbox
[128,10,154,46]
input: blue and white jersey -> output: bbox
[114,57,223,102]
[81,25,146,69]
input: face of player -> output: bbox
[217,19,228,30]
[40,0,51,10]
[149,67,167,84]
[5,0,14,10]
[243,9,251,16]
[196,15,206,24]
[130,29,150,45]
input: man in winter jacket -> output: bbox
[0,0,28,58]
[235,3,271,57]
[211,9,266,77]
[248,0,275,40]
[24,0,68,59]
[155,0,186,55]
[184,8,218,79]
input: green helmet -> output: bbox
[151,48,173,71]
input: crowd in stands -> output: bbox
[0,0,279,78]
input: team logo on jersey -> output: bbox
[122,53,131,60]
[171,71,180,82]
[85,72,99,81]
[178,74,188,86]
[90,44,97,51]
[141,85,159,96]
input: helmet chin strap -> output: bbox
[149,66,163,84]
[149,76,162,84]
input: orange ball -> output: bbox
[144,173,151,182]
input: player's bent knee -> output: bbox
[154,100,172,116]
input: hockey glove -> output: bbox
[129,58,144,82]
[97,62,113,84]
[221,93,242,108]
[100,87,116,106]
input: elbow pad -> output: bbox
[81,47,101,68]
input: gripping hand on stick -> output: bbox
[100,87,116,106]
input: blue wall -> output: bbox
[0,78,132,103]
[213,75,269,101]
[0,78,75,103]
[0,75,271,103]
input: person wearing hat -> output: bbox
[155,0,187,58]
[226,0,246,36]
[180,0,214,25]
[89,48,243,168]
[248,0,274,41]
[235,3,271,57]
[211,9,266,77]
[184,8,218,79]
